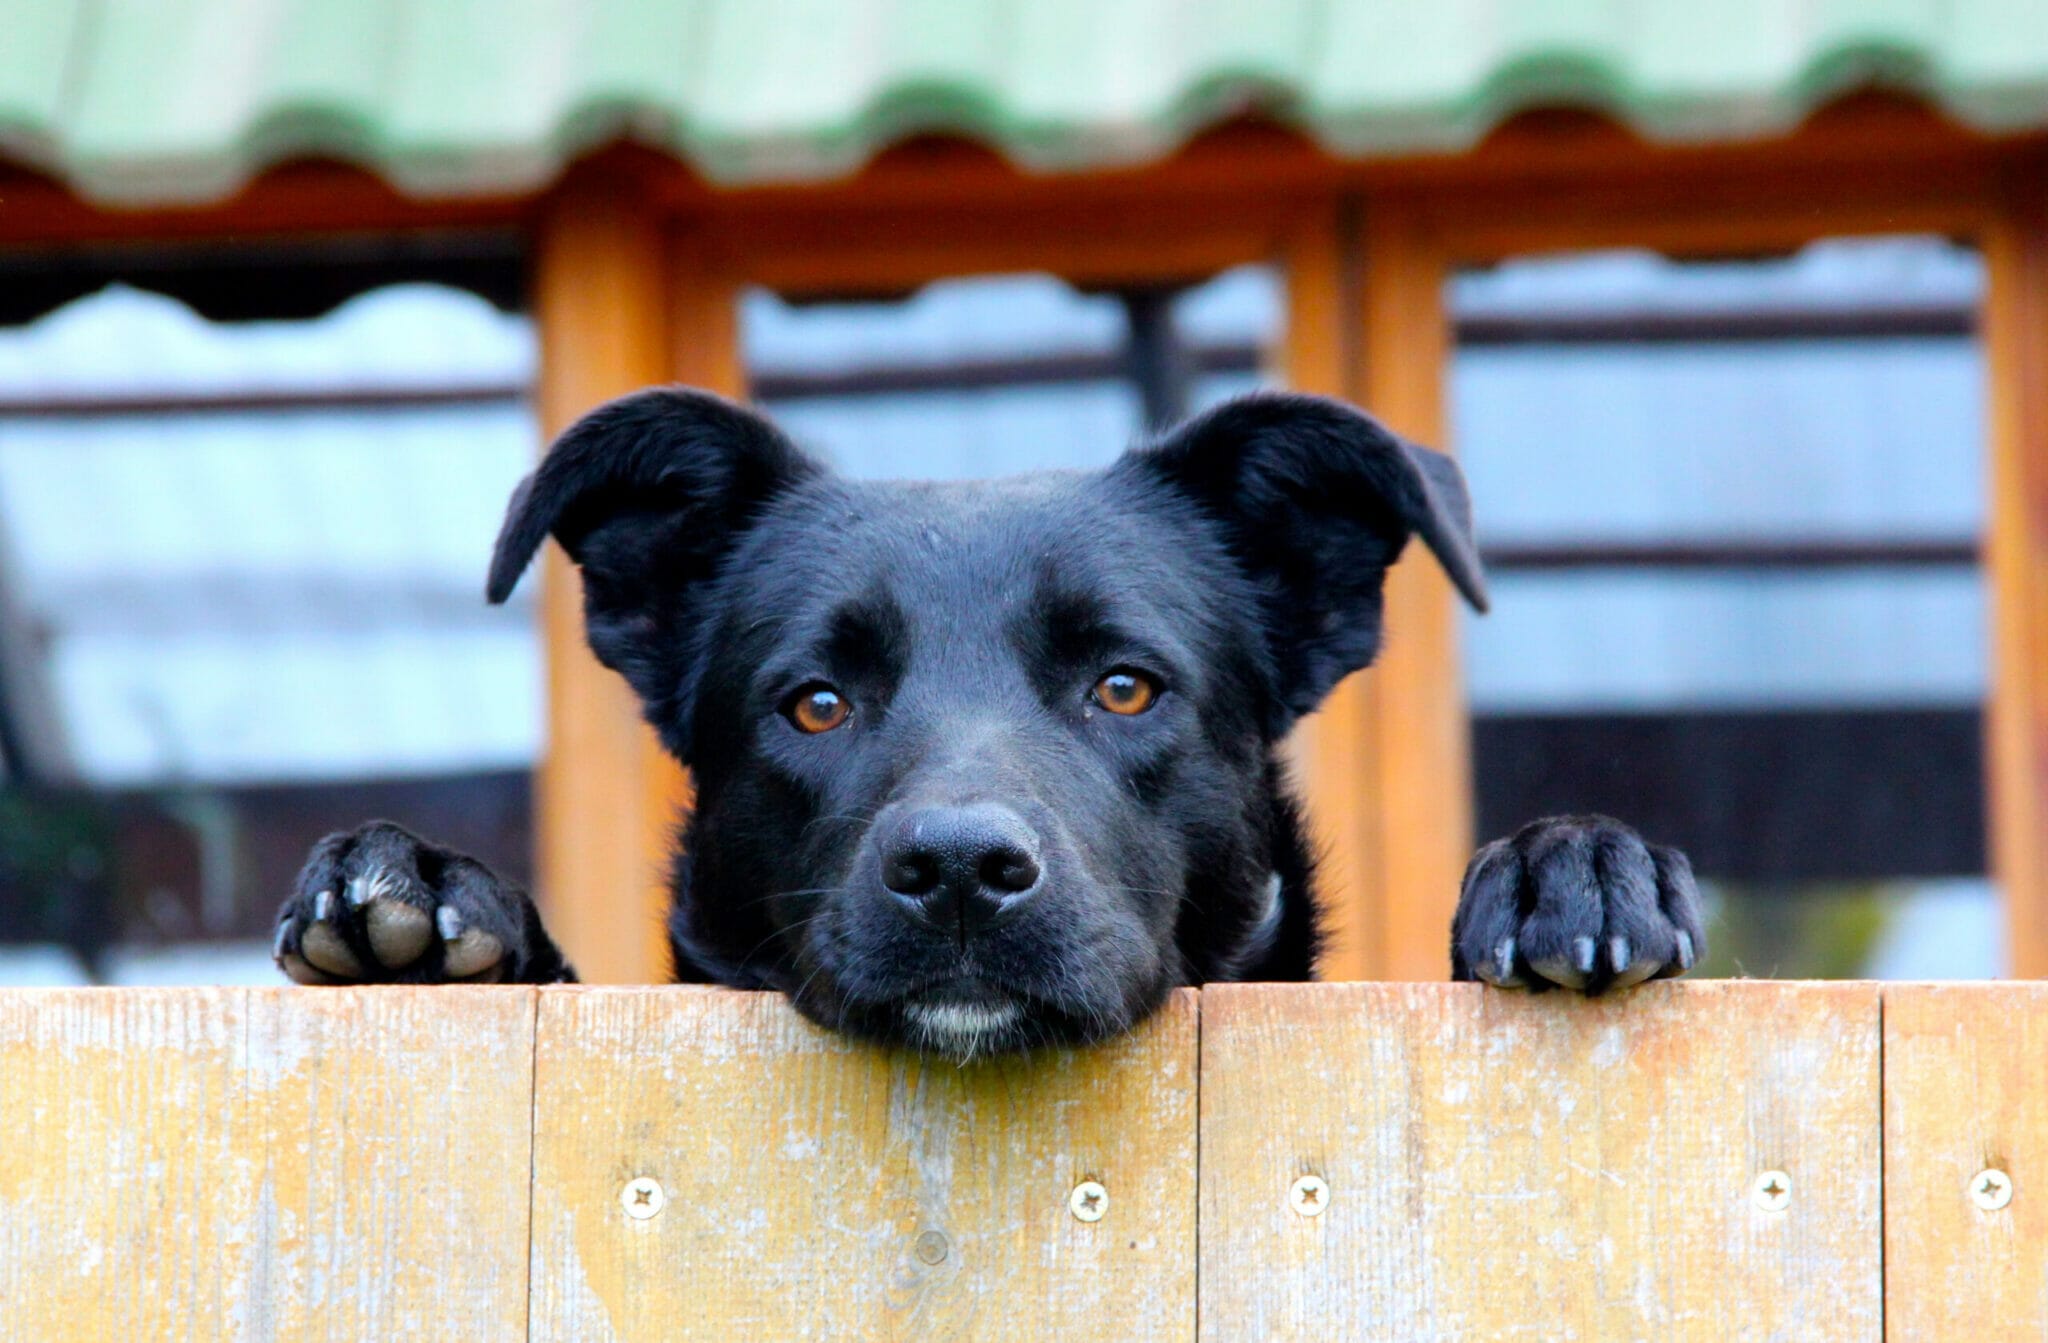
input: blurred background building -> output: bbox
[1,2,2041,986]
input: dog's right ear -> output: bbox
[487,387,823,746]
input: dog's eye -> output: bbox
[1091,670,1160,716]
[786,684,852,734]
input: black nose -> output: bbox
[880,804,1043,939]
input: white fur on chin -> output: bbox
[905,999,1022,1061]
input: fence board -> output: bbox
[0,988,250,1340]
[1197,981,1883,1341]
[0,986,538,1342]
[1884,982,2048,1338]
[527,986,1198,1342]
[15,980,2047,1339]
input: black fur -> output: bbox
[273,388,1704,1056]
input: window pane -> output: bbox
[1451,237,1997,978]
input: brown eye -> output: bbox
[787,684,851,734]
[1092,670,1159,716]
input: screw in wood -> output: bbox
[620,1176,665,1220]
[914,1230,950,1264]
[1751,1170,1792,1213]
[1289,1175,1330,1217]
[1069,1180,1109,1223]
[1970,1169,2013,1212]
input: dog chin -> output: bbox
[902,997,1024,1062]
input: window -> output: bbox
[0,283,541,983]
[1452,237,1996,977]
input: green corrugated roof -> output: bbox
[4,0,2048,205]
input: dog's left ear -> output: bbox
[485,386,823,757]
[1133,392,1487,723]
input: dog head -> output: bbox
[489,388,1484,1057]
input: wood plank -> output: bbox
[1884,982,2048,1338]
[0,986,537,1340]
[743,198,1283,297]
[1197,981,1883,1341]
[1354,204,1469,982]
[0,988,250,1339]
[527,986,1198,1341]
[1278,201,1384,981]
[1280,199,1469,983]
[239,986,538,1340]
[1983,177,2048,978]
[531,172,700,985]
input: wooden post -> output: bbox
[1984,179,2048,978]
[531,174,738,983]
[1284,201,1472,981]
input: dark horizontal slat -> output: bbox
[1482,539,1981,571]
[754,349,1145,399]
[0,382,529,420]
[1473,706,1985,882]
[1456,303,1976,346]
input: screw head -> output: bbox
[1289,1175,1330,1217]
[1069,1180,1109,1222]
[1970,1168,2014,1212]
[1751,1170,1792,1213]
[620,1176,665,1220]
[913,1229,949,1264]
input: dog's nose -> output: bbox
[880,804,1043,938]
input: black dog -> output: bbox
[273,389,1703,1058]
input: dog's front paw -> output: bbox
[1451,815,1704,993]
[274,821,560,985]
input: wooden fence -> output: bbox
[0,981,2039,1340]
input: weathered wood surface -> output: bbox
[0,981,2038,1341]
[527,986,1197,1342]
[1884,982,2048,1339]
[1200,981,1883,1341]
[0,986,536,1342]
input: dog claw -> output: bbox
[366,900,433,966]
[1675,929,1696,971]
[312,889,335,923]
[1485,936,1525,988]
[1574,936,1597,976]
[1607,936,1662,990]
[300,923,367,978]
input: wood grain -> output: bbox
[0,986,537,1341]
[1280,198,1472,984]
[0,988,250,1339]
[1279,199,1384,983]
[532,170,712,986]
[527,987,1198,1342]
[1883,982,2048,1339]
[1351,205,1472,985]
[1197,981,1883,1341]
[1983,179,2048,979]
